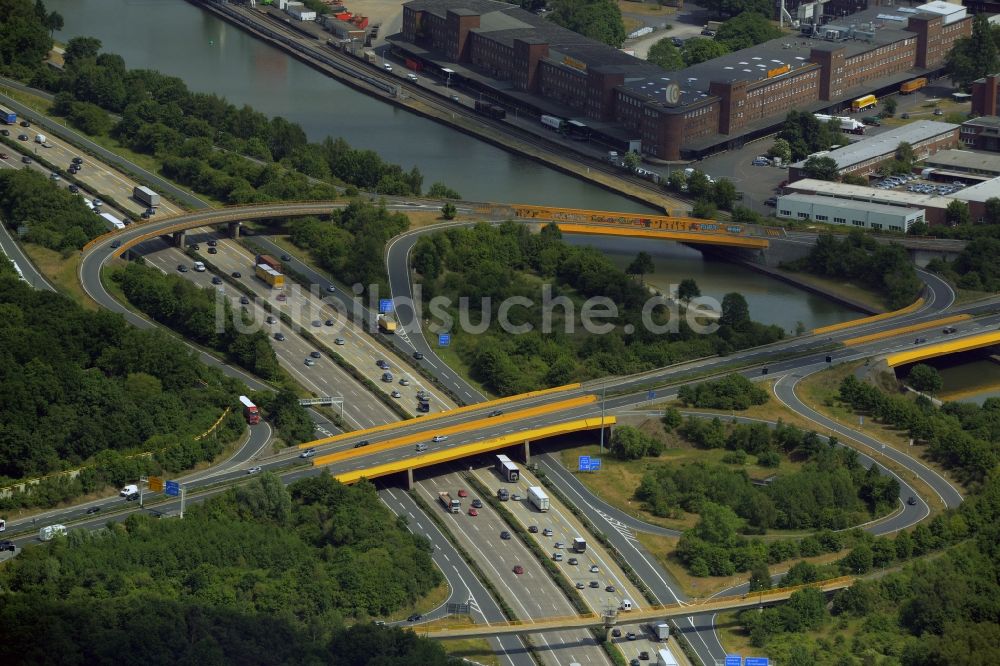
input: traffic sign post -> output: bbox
[165,481,180,497]
[725,656,741,666]
[148,476,164,492]
[647,390,655,405]
[578,456,591,472]
[589,458,602,471]
[379,298,393,314]
[744,657,770,666]
[438,333,451,347]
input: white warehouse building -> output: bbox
[776,193,924,233]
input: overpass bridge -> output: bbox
[886,330,1000,367]
[418,576,856,639]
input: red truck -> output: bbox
[255,254,282,272]
[239,395,260,425]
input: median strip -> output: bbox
[842,314,971,346]
[812,297,924,335]
[300,383,583,449]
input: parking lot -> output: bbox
[872,173,968,196]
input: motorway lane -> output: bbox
[251,233,482,406]
[138,240,396,429]
[193,234,456,414]
[378,487,536,666]
[413,469,611,666]
[0,214,54,291]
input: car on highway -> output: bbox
[334,337,345,345]
[943,326,958,334]
[17,133,28,141]
[589,580,600,588]
[247,466,262,474]
[391,390,401,398]
[0,128,7,136]
[626,632,637,641]
[19,120,30,127]
[471,498,483,508]
[376,359,389,369]
[576,582,586,589]
[125,492,140,501]
[500,531,511,540]
[381,372,393,382]
[432,435,448,442]
[92,198,102,207]
[639,651,649,660]
[208,247,217,254]
[311,320,322,327]
[274,332,286,341]
[406,614,422,622]
[240,296,250,305]
[528,525,538,533]
[231,271,242,278]
[304,358,316,366]
[299,448,316,459]
[914,337,926,344]
[554,541,564,549]
[280,254,292,261]
[276,293,287,302]
[68,184,78,193]
[468,507,478,516]
[211,276,223,285]
[177,264,188,273]
[0,152,7,159]
[752,157,770,166]
[553,552,563,561]
[309,351,321,358]
[568,557,578,565]
[606,584,616,592]
[266,316,276,324]
[326,285,336,293]
[86,506,102,515]
[489,409,503,417]
[511,493,522,501]
[207,240,217,247]
[400,378,410,386]
[325,319,336,327]
[630,660,640,666]
[0,540,15,552]
[589,564,600,573]
[908,496,917,505]
[353,440,370,449]
[110,240,121,249]
[457,488,468,497]
[413,351,424,360]
[20,156,30,164]
[611,628,621,638]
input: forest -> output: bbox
[926,237,1000,291]
[0,474,454,665]
[783,230,923,310]
[408,222,784,395]
[0,168,106,252]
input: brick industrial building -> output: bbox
[389,0,971,160]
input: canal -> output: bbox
[46,0,860,329]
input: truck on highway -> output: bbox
[439,491,461,513]
[239,395,260,425]
[256,254,282,272]
[377,314,397,334]
[540,114,567,132]
[655,647,679,666]
[496,454,519,482]
[653,623,670,641]
[527,486,549,512]
[0,105,16,124]
[813,113,865,135]
[255,263,285,288]
[38,524,67,541]
[572,537,586,553]
[34,133,46,144]
[99,212,125,231]
[133,185,160,208]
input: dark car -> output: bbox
[274,332,286,341]
[606,584,616,593]
[471,498,483,508]
[639,651,649,660]
[17,133,28,141]
[208,247,217,254]
[528,525,539,533]
[0,540,15,552]
[489,409,503,417]
[125,492,140,501]
[325,319,336,326]
[211,276,223,285]
[177,264,188,273]
[207,240,217,247]
[72,157,83,164]
[377,359,389,369]
[0,128,8,136]
[626,632,637,641]
[231,271,242,278]
[68,184,79,193]
[20,156,30,164]
[190,243,199,251]
[943,326,957,334]
[353,440,370,449]
[671,36,684,46]
[568,557,578,565]
[280,254,292,261]
[908,496,917,505]
[413,351,424,360]
[500,531,511,540]
[19,119,30,127]
[589,580,600,588]
[86,506,101,515]
[310,351,322,358]
[110,240,121,249]
[406,614,422,622]
[240,296,250,305]
[611,628,622,638]
[914,337,926,344]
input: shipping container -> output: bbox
[239,395,260,424]
[0,105,16,124]
[256,254,282,272]
[540,114,567,131]
[255,263,285,288]
[133,185,160,208]
[495,454,519,482]
[900,77,927,94]
[851,94,877,112]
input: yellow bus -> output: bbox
[851,94,877,112]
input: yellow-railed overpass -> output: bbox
[886,331,1000,367]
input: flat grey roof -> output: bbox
[791,121,959,170]
[963,115,1000,129]
[778,192,923,217]
[951,176,1000,202]
[923,149,1000,173]
[788,178,954,208]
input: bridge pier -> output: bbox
[172,230,186,248]
[406,467,414,491]
[228,221,242,239]
[522,439,531,465]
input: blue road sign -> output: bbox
[578,456,591,472]
[744,658,770,666]
[165,480,180,497]
[589,458,602,471]
[438,333,451,347]
[725,656,741,666]
[379,298,393,313]
[647,390,655,401]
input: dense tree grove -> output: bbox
[839,375,1000,483]
[610,425,665,460]
[777,111,841,162]
[784,230,923,310]
[927,237,1000,291]
[0,0,55,79]
[678,373,769,410]
[408,222,783,395]
[547,0,626,48]
[0,267,250,506]
[116,262,282,382]
[0,474,452,664]
[287,200,409,293]
[714,13,782,51]
[0,169,106,252]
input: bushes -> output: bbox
[0,169,107,251]
[609,425,664,460]
[678,373,770,410]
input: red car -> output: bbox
[457,489,468,498]
[468,508,478,516]
[513,565,524,575]
[276,293,287,301]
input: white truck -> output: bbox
[439,491,460,514]
[38,524,67,541]
[572,537,586,553]
[527,486,549,512]
[656,647,679,666]
[653,622,671,641]
[133,185,160,208]
[34,133,46,144]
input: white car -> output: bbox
[247,466,262,474]
[431,435,448,442]
[590,564,600,573]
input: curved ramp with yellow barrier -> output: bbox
[842,315,970,346]
[300,383,582,449]
[331,416,616,484]
[886,331,1000,367]
[813,297,925,335]
[312,395,597,467]
[555,223,769,249]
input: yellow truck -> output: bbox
[377,314,397,334]
[255,263,285,288]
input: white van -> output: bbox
[38,524,67,541]
[34,134,46,144]
[120,484,138,497]
[620,598,633,611]
[415,443,428,452]
[192,261,206,272]
[406,73,418,82]
[383,63,392,72]
[0,518,5,532]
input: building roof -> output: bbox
[913,0,967,24]
[788,179,955,208]
[964,115,1000,129]
[778,192,924,217]
[790,120,959,171]
[922,149,1000,174]
[951,176,1000,202]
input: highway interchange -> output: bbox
[2,94,999,666]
